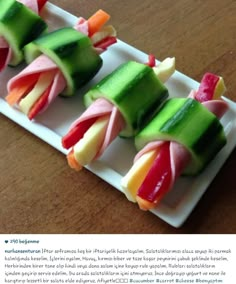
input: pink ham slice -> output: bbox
[7,54,66,113]
[74,17,89,36]
[69,98,125,158]
[18,0,39,13]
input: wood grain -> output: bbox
[0,0,235,234]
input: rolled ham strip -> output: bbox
[7,54,66,113]
[18,0,39,13]
[63,98,125,167]
[68,98,125,158]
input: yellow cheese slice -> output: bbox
[214,77,226,99]
[73,115,109,166]
[91,25,116,45]
[19,71,55,115]
[121,149,158,202]
[153,57,175,83]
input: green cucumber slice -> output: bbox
[84,61,168,137]
[135,98,227,175]
[24,27,102,96]
[0,0,47,66]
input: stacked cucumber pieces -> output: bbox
[0,0,47,65]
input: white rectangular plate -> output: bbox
[1,3,236,228]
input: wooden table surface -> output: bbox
[0,0,235,234]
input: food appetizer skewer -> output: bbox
[62,56,175,171]
[121,73,228,210]
[5,9,117,120]
[0,0,48,72]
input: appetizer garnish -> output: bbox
[5,9,117,119]
[0,0,48,71]
[121,73,228,210]
[62,56,175,170]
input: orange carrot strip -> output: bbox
[6,85,31,106]
[136,196,156,211]
[88,9,110,36]
[67,150,83,171]
[5,74,40,106]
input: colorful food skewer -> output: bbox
[121,73,228,210]
[0,0,48,72]
[62,56,175,171]
[5,9,117,120]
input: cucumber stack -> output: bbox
[84,60,170,137]
[135,97,226,175]
[24,27,103,96]
[122,73,228,209]
[6,9,117,120]
[0,0,47,66]
[62,57,175,171]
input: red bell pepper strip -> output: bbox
[195,73,219,102]
[0,48,8,72]
[62,117,97,149]
[28,83,51,120]
[136,142,172,210]
[146,54,156,67]
[37,0,48,12]
[94,36,117,50]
